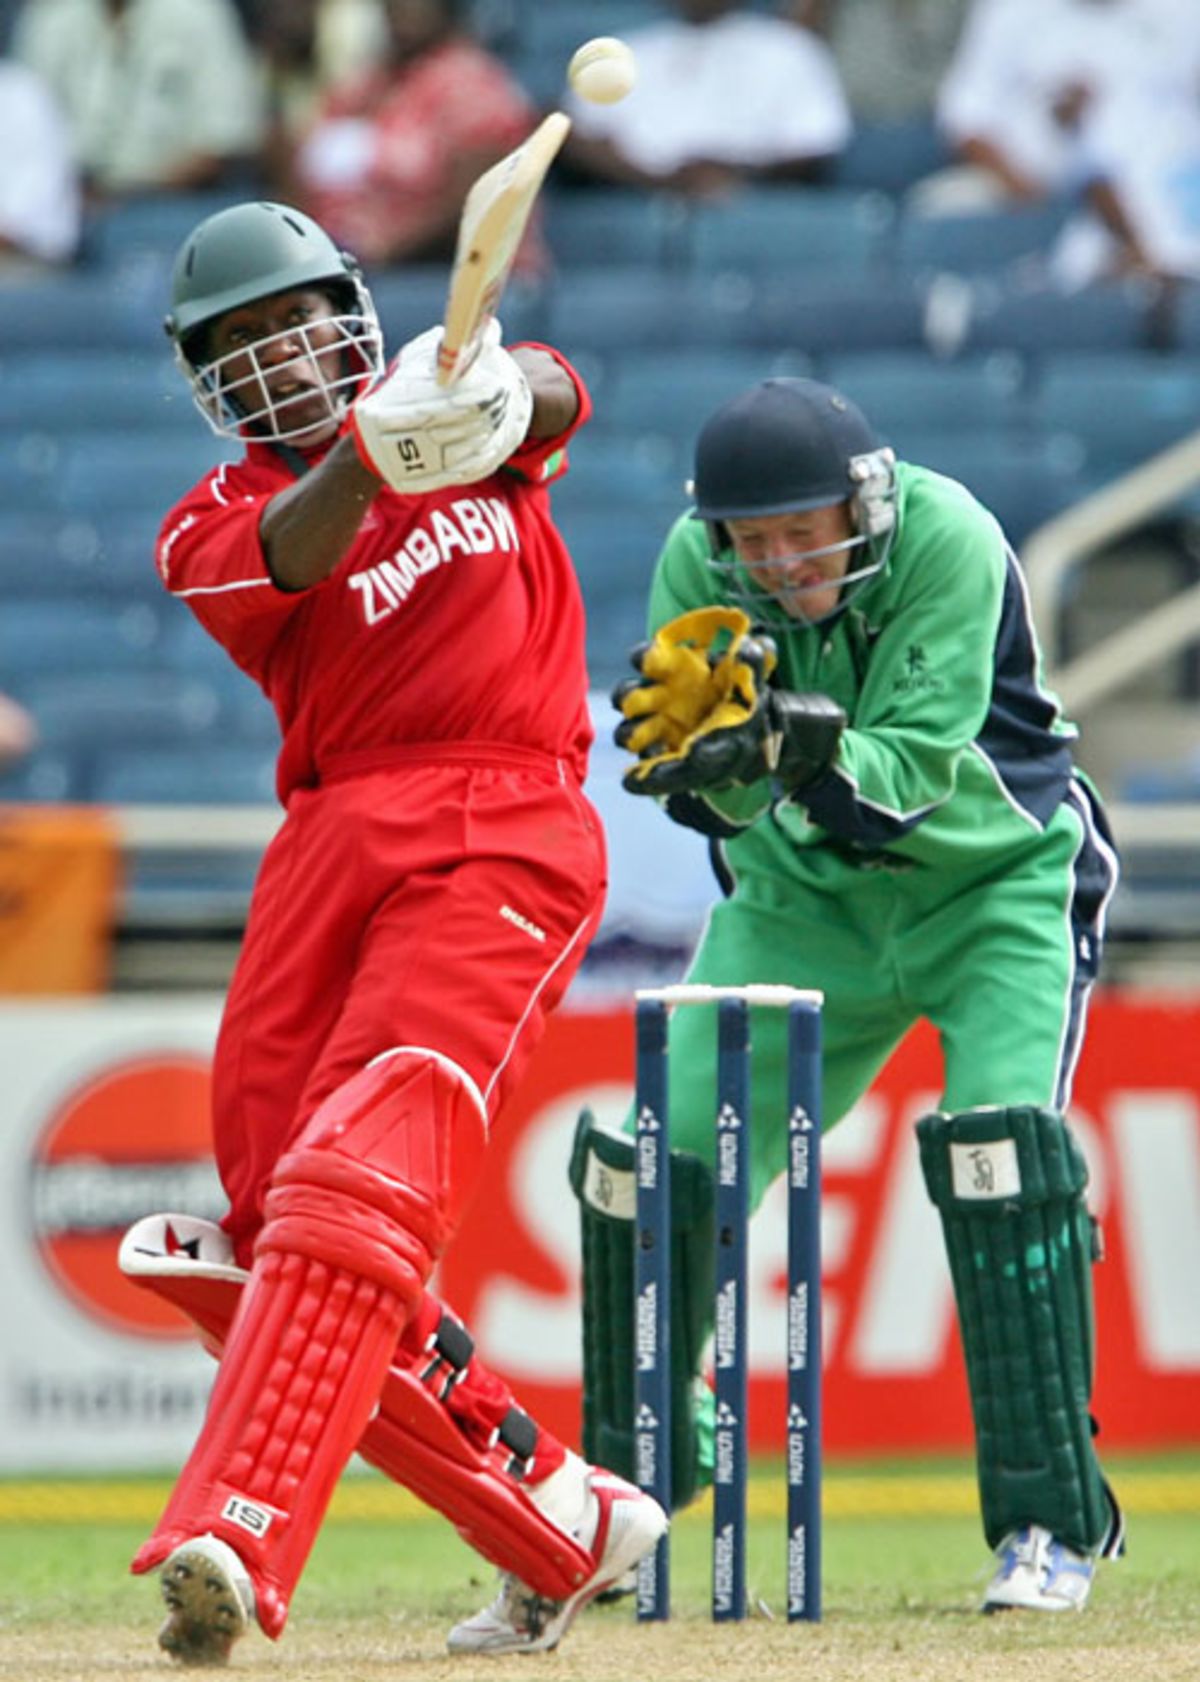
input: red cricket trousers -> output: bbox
[212,743,606,1266]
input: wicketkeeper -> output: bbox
[573,375,1124,1613]
[117,200,665,1666]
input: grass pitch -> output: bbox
[1,1453,1198,1681]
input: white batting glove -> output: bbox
[350,319,533,493]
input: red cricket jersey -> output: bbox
[156,346,594,802]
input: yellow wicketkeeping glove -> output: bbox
[613,606,778,791]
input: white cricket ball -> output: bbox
[567,36,638,105]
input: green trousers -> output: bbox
[644,797,1109,1213]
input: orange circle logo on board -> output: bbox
[30,1055,221,1339]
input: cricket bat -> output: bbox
[436,111,571,387]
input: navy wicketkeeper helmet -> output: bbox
[691,376,898,624]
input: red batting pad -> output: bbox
[131,1051,488,1635]
[131,1248,406,1636]
[129,1257,592,1601]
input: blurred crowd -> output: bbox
[1,0,1199,291]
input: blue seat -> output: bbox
[0,433,70,512]
[750,275,931,354]
[961,279,1151,354]
[0,748,83,804]
[0,429,229,516]
[567,504,684,687]
[0,351,191,429]
[601,347,812,441]
[552,429,689,510]
[57,432,234,514]
[895,202,1069,277]
[821,351,1026,439]
[688,188,895,280]
[545,266,761,352]
[367,265,545,348]
[515,0,661,60]
[832,118,950,195]
[562,501,681,594]
[87,190,246,267]
[544,189,689,268]
[91,744,278,805]
[0,599,172,677]
[508,48,571,108]
[1032,354,1200,475]
[1170,286,1200,352]
[585,594,663,693]
[366,265,461,346]
[0,510,167,597]
[13,668,224,750]
[0,270,168,351]
[899,433,1085,544]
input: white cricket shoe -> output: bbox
[981,1525,1096,1613]
[446,1471,667,1655]
[157,1533,256,1666]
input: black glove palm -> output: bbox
[629,686,846,798]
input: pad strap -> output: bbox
[917,1106,1121,1556]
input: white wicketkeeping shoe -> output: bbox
[157,1533,256,1666]
[446,1471,667,1655]
[981,1525,1097,1613]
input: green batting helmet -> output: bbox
[165,200,383,443]
[165,200,369,357]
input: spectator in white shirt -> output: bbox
[561,0,852,197]
[0,58,81,270]
[1057,75,1200,287]
[928,0,1193,210]
[13,0,265,200]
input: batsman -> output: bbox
[117,198,667,1666]
[573,376,1125,1612]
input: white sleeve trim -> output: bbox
[173,577,278,598]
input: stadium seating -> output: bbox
[0,157,1194,886]
[85,189,247,269]
[91,744,278,805]
[0,508,168,599]
[895,432,1086,544]
[750,274,932,354]
[0,749,78,804]
[958,278,1153,354]
[686,187,896,281]
[11,669,223,751]
[368,266,546,347]
[0,598,171,679]
[558,501,684,688]
[543,190,690,268]
[820,351,1026,441]
[1165,284,1200,353]
[0,270,168,351]
[1032,353,1200,477]
[895,202,1070,278]
[58,431,233,514]
[0,351,187,430]
[831,118,950,195]
[545,263,773,353]
[598,346,812,440]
